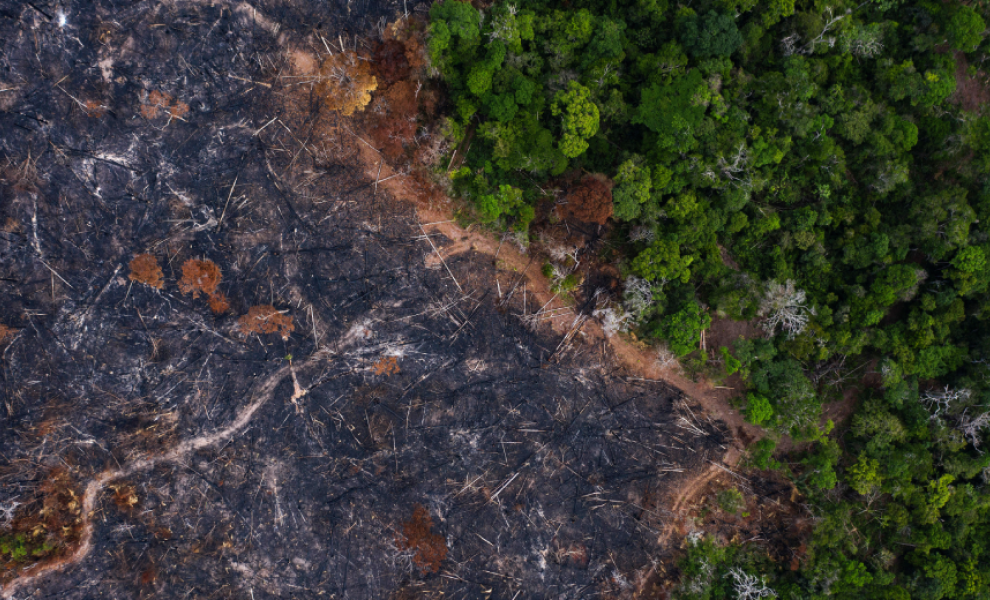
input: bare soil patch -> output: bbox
[951,50,990,113]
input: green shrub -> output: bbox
[716,488,745,514]
[744,393,773,426]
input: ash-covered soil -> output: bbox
[0,1,727,598]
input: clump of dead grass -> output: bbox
[0,468,84,584]
[109,484,139,511]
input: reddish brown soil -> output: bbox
[951,50,990,113]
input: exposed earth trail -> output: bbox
[1,359,307,599]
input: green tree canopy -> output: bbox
[550,81,600,158]
[679,10,743,58]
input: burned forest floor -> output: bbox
[0,1,801,598]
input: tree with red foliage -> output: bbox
[373,40,411,86]
[368,80,420,160]
[560,176,613,224]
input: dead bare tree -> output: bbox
[622,276,656,323]
[486,4,518,43]
[593,287,630,337]
[655,345,678,371]
[593,306,630,337]
[726,568,777,600]
[955,409,990,449]
[781,7,848,56]
[920,386,971,420]
[759,279,815,338]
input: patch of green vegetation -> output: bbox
[0,534,55,563]
[745,438,782,472]
[720,346,741,377]
[716,488,745,515]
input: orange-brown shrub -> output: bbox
[372,356,400,376]
[84,100,105,118]
[316,52,378,116]
[0,324,16,345]
[396,505,447,573]
[170,101,190,119]
[140,90,190,120]
[178,259,221,298]
[561,176,613,225]
[385,19,426,69]
[238,305,294,340]
[207,291,230,314]
[129,253,164,289]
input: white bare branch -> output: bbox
[655,345,678,371]
[0,499,20,527]
[920,386,971,420]
[629,226,656,244]
[727,568,777,600]
[594,307,630,337]
[955,408,990,448]
[622,276,656,323]
[758,279,815,338]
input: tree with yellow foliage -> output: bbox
[317,52,377,116]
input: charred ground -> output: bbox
[0,1,730,598]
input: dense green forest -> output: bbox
[427,0,990,598]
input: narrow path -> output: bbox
[0,358,317,599]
